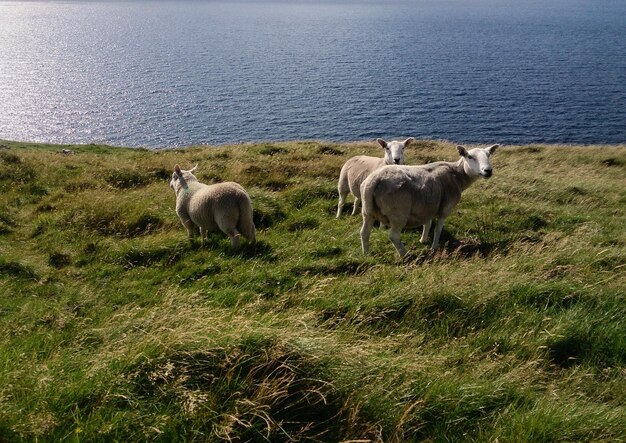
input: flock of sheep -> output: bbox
[169,140,498,258]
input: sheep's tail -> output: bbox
[238,195,257,243]
[337,165,349,197]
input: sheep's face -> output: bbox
[377,138,414,165]
[458,144,499,178]
[170,164,198,193]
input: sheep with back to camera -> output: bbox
[170,164,256,247]
[360,144,498,257]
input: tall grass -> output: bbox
[0,139,624,441]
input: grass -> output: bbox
[0,138,625,442]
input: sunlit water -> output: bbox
[1,0,625,148]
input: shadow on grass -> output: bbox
[48,252,71,269]
[402,228,512,264]
[547,324,626,369]
[291,260,373,277]
[287,217,320,232]
[73,210,164,238]
[319,290,500,340]
[0,212,16,235]
[507,282,581,313]
[310,246,343,258]
[121,245,186,269]
[319,300,415,332]
[120,338,379,442]
[178,264,222,286]
[0,257,38,280]
[194,237,276,262]
[104,168,170,189]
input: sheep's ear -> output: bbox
[403,137,414,147]
[189,164,198,173]
[376,138,387,149]
[486,144,499,156]
[174,164,182,175]
[457,145,468,157]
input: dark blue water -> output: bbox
[1,0,625,148]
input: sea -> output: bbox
[0,0,625,148]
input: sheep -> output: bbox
[169,164,256,247]
[336,137,414,218]
[360,144,498,257]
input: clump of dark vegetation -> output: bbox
[0,151,21,164]
[508,282,581,312]
[311,246,343,258]
[515,145,544,154]
[123,340,376,442]
[178,264,222,285]
[150,167,171,181]
[317,145,344,156]
[68,209,164,237]
[601,157,622,167]
[291,260,372,276]
[0,158,36,183]
[0,212,16,235]
[64,180,97,192]
[287,217,319,232]
[120,245,185,269]
[105,169,153,189]
[258,145,289,156]
[0,256,38,280]
[288,184,337,209]
[250,194,287,228]
[548,319,626,369]
[48,252,71,269]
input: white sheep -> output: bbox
[169,164,256,247]
[336,138,414,218]
[360,144,498,257]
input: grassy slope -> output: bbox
[0,139,624,442]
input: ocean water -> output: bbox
[0,0,625,148]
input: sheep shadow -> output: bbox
[440,229,512,258]
[402,228,509,263]
[291,260,373,277]
[193,236,276,262]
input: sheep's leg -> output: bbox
[219,225,241,248]
[360,215,374,255]
[199,227,207,246]
[336,192,347,218]
[229,232,241,248]
[215,214,242,248]
[420,220,432,244]
[181,218,197,239]
[389,229,407,258]
[431,218,446,250]
[351,197,360,215]
[220,225,240,248]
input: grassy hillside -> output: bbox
[0,139,625,442]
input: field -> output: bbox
[0,139,625,442]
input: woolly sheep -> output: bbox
[360,144,498,257]
[336,138,414,217]
[170,164,256,247]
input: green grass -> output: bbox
[0,139,625,442]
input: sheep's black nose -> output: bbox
[483,168,493,177]
[394,159,401,165]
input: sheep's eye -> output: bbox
[467,155,474,160]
